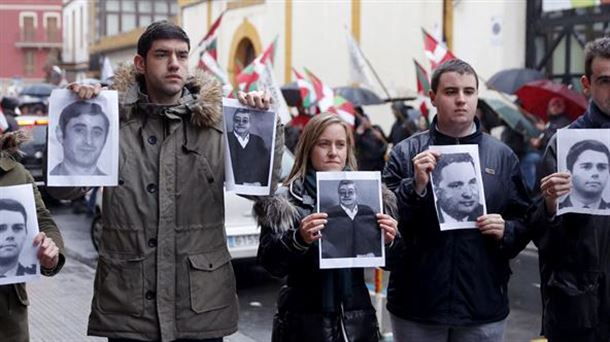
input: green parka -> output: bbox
[50,66,283,341]
[0,131,65,342]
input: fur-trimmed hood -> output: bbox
[0,130,28,159]
[111,64,223,128]
[254,180,399,233]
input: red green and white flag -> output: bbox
[304,68,334,112]
[236,37,278,92]
[422,28,455,70]
[328,95,356,127]
[198,11,225,60]
[198,50,230,88]
[293,68,317,108]
[414,59,431,95]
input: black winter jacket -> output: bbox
[254,178,398,342]
[530,101,610,342]
[382,117,531,326]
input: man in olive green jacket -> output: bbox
[0,131,65,342]
[50,21,282,341]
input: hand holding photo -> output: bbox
[223,98,277,195]
[429,144,487,230]
[47,89,119,186]
[317,171,384,269]
[0,184,40,285]
[556,129,610,216]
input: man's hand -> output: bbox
[299,212,327,244]
[376,213,397,244]
[33,232,60,270]
[540,172,571,216]
[412,150,441,195]
[477,214,505,241]
[237,90,272,111]
[67,83,102,100]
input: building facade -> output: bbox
[0,0,63,92]
[62,0,90,82]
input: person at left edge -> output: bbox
[0,131,64,342]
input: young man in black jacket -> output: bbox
[533,37,610,342]
[383,59,531,341]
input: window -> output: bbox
[23,16,35,41]
[24,50,35,75]
[47,16,59,42]
[96,0,177,37]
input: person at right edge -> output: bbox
[382,59,532,341]
[531,37,610,342]
[254,113,399,341]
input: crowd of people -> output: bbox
[0,20,609,342]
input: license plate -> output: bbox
[227,234,259,248]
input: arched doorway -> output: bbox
[228,19,262,84]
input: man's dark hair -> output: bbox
[430,59,479,92]
[233,107,252,120]
[433,152,476,187]
[584,37,610,80]
[137,20,190,58]
[0,198,28,231]
[338,179,356,191]
[59,101,109,137]
[566,139,610,172]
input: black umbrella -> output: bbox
[334,86,384,106]
[486,68,545,94]
[281,82,301,107]
[20,83,57,98]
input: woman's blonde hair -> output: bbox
[285,113,357,185]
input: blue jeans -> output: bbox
[390,313,506,342]
[520,151,542,191]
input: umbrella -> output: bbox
[487,68,545,94]
[515,80,588,121]
[281,82,301,106]
[479,98,540,138]
[334,86,384,106]
[20,83,57,98]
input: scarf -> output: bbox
[570,101,610,129]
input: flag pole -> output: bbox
[354,38,392,100]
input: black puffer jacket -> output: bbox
[530,102,610,342]
[254,177,398,342]
[382,117,531,326]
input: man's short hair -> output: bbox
[59,101,109,137]
[430,59,479,92]
[233,107,252,120]
[584,37,610,80]
[433,153,476,187]
[338,179,356,191]
[566,139,610,172]
[137,21,190,58]
[0,198,27,231]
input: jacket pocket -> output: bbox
[188,248,235,313]
[545,270,600,330]
[95,256,144,316]
[13,284,28,306]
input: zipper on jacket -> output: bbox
[340,303,350,342]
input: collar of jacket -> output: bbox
[289,177,315,208]
[428,115,483,145]
[570,101,610,129]
[0,131,27,167]
[111,64,223,129]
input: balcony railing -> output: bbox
[15,31,62,49]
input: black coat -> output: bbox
[323,204,381,258]
[382,117,531,326]
[530,101,610,341]
[254,179,398,342]
[227,132,270,185]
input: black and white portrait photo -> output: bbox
[430,145,487,231]
[47,89,119,187]
[223,98,276,195]
[557,129,610,216]
[317,171,384,269]
[0,184,40,285]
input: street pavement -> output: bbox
[27,204,544,341]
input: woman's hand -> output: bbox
[377,213,397,245]
[237,90,272,111]
[299,212,327,244]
